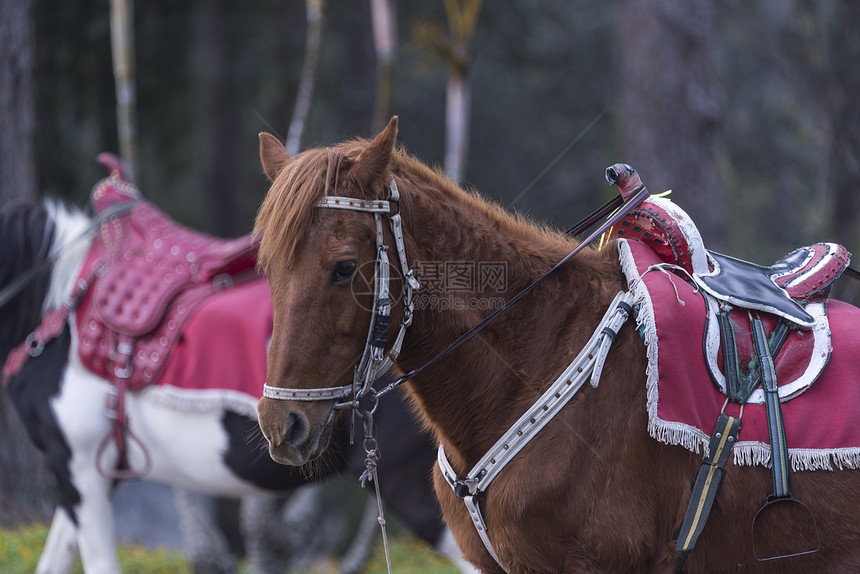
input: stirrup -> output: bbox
[751,494,820,561]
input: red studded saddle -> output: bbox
[75,171,259,391]
[606,185,851,403]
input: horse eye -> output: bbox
[332,260,357,283]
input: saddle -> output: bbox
[75,165,260,391]
[606,164,855,563]
[606,190,851,403]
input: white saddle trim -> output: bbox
[701,293,831,404]
[648,196,710,274]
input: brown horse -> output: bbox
[253,117,860,573]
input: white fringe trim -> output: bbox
[732,443,860,471]
[617,239,860,471]
[140,384,259,419]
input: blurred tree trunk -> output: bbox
[370,0,396,132]
[820,3,860,305]
[822,4,860,252]
[443,0,483,184]
[109,0,138,182]
[617,0,725,249]
[196,0,242,236]
[0,0,55,528]
[287,0,324,155]
[0,0,37,202]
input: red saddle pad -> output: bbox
[619,238,860,470]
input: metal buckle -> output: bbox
[212,273,234,292]
[104,387,119,419]
[25,333,45,358]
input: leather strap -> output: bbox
[675,412,741,568]
[437,291,635,570]
[316,197,390,213]
[262,382,353,401]
[752,314,791,498]
[2,266,100,386]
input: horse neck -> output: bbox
[394,172,627,465]
[43,201,92,313]
[1,200,85,362]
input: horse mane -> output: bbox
[0,198,92,361]
[254,136,573,276]
[393,148,566,247]
[255,142,369,271]
[42,200,91,311]
[0,199,54,359]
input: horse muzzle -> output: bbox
[256,397,336,466]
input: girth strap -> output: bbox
[752,314,791,498]
[718,312,791,404]
[675,412,741,570]
[676,314,805,569]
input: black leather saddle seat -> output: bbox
[694,243,851,328]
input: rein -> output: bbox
[373,181,649,400]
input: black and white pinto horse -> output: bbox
[0,197,474,573]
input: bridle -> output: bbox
[261,166,651,409]
[261,178,420,409]
[259,165,651,571]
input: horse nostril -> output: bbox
[285,412,309,446]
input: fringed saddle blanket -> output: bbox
[618,238,860,471]
[71,171,272,417]
[138,278,272,418]
[75,275,272,418]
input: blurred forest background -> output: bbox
[3,0,858,263]
[2,0,860,568]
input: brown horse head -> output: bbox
[254,118,401,465]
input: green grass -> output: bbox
[0,523,462,573]
[0,523,191,574]
[362,538,463,574]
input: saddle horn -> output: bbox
[605,163,645,201]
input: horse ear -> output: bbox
[259,133,291,182]
[354,116,398,186]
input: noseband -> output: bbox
[262,179,420,408]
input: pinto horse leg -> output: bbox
[240,493,292,574]
[67,465,120,574]
[63,473,119,573]
[36,507,78,574]
[174,488,237,574]
[53,366,122,573]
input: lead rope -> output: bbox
[357,409,393,574]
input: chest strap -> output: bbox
[437,291,634,571]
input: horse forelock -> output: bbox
[254,139,385,271]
